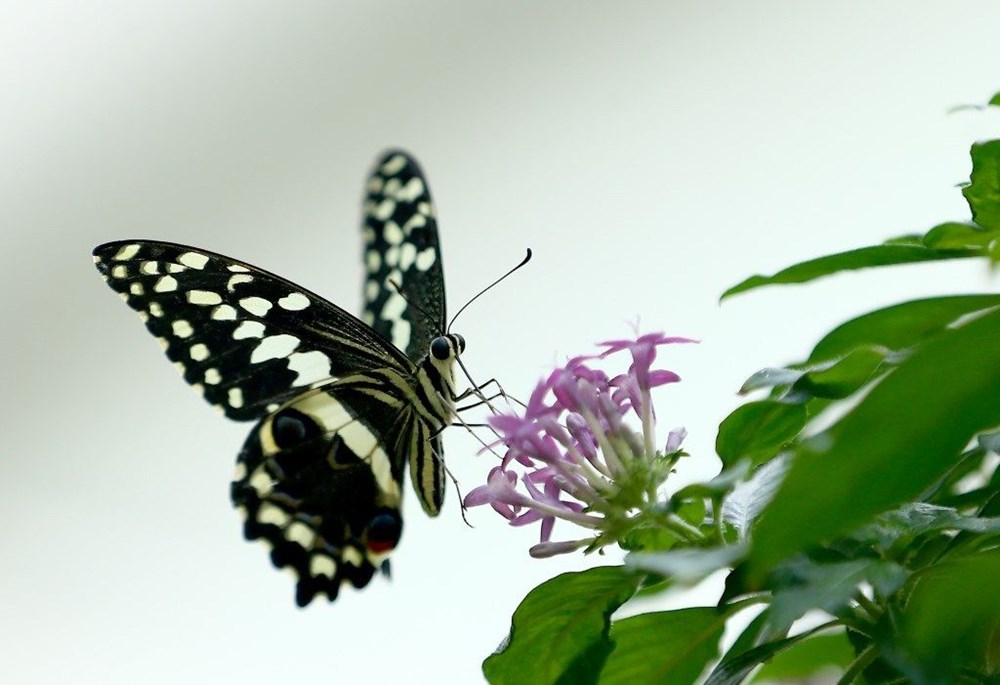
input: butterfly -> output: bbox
[93,150,465,606]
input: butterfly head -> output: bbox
[427,333,465,399]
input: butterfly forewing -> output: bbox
[93,240,413,421]
[93,150,455,606]
[361,151,447,362]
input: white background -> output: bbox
[3,2,999,683]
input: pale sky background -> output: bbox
[3,3,999,684]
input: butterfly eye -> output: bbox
[430,336,451,361]
[366,510,402,553]
[271,408,320,448]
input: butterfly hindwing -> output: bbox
[361,150,447,362]
[231,381,408,606]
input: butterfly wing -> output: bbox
[360,150,450,495]
[93,240,414,422]
[361,150,447,363]
[232,378,421,606]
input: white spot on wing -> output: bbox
[366,250,381,273]
[384,221,404,246]
[381,291,411,351]
[228,274,253,291]
[370,446,401,500]
[385,245,400,268]
[113,244,140,260]
[397,177,425,202]
[190,343,210,361]
[285,522,315,549]
[111,265,127,279]
[211,304,237,321]
[399,242,416,270]
[129,282,144,296]
[393,320,412,352]
[166,263,187,274]
[204,368,221,385]
[380,154,406,175]
[415,247,437,272]
[149,302,164,317]
[228,387,244,408]
[233,462,247,481]
[294,393,353,432]
[233,320,266,340]
[178,252,209,269]
[186,290,222,306]
[154,275,178,293]
[364,279,379,302]
[310,554,337,579]
[287,351,332,386]
[250,334,300,363]
[227,264,249,273]
[374,198,396,220]
[338,420,378,462]
[239,296,272,316]
[278,292,310,311]
[249,467,273,495]
[403,213,427,231]
[257,503,289,527]
[341,546,364,568]
[140,261,160,275]
[171,320,194,338]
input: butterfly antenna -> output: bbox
[447,248,532,333]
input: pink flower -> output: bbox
[464,332,696,557]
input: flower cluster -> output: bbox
[464,332,696,557]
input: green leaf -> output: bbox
[856,502,1000,553]
[769,558,908,630]
[989,91,1000,107]
[705,618,836,685]
[922,221,1000,249]
[891,553,1000,682]
[672,460,751,503]
[721,458,788,541]
[619,525,681,553]
[626,546,747,584]
[716,401,807,468]
[709,610,785,685]
[751,631,854,682]
[483,567,642,685]
[806,295,1000,365]
[721,244,975,300]
[738,368,805,395]
[963,139,1000,230]
[793,347,885,399]
[747,307,1000,580]
[599,609,726,685]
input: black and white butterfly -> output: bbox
[93,150,465,606]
